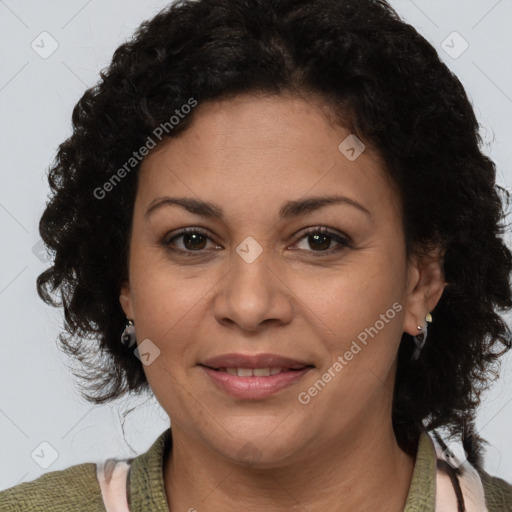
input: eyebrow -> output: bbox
[145,194,372,221]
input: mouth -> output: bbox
[200,366,314,377]
[198,353,315,399]
[199,352,315,372]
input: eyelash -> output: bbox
[160,226,352,257]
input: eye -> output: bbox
[161,227,218,255]
[291,227,351,255]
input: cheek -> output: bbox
[132,278,197,343]
[129,259,221,369]
[128,258,179,348]
[128,271,203,406]
[302,250,406,362]
[304,274,405,417]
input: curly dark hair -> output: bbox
[37,0,512,462]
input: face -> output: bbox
[120,93,444,466]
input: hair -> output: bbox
[37,0,511,467]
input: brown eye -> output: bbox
[179,232,208,251]
[292,227,351,254]
[162,227,218,254]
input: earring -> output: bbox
[121,319,136,348]
[411,312,432,361]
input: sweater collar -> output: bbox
[403,429,437,511]
[128,427,172,512]
[128,428,437,512]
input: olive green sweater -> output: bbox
[1,428,511,511]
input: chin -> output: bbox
[212,432,304,469]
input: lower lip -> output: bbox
[200,366,313,399]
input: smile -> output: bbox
[199,365,313,399]
[217,367,306,376]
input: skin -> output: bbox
[120,92,446,511]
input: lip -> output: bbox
[199,353,314,400]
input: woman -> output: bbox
[1,0,511,510]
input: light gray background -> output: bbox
[1,0,511,491]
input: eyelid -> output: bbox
[293,226,352,244]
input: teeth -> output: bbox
[253,368,270,377]
[221,367,286,377]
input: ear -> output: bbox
[119,280,135,319]
[402,245,446,336]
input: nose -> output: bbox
[212,241,294,333]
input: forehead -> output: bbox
[136,93,399,224]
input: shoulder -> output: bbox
[0,428,170,512]
[0,462,106,512]
[479,469,512,512]
[423,429,512,511]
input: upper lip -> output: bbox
[200,353,314,370]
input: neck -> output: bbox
[164,421,416,512]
